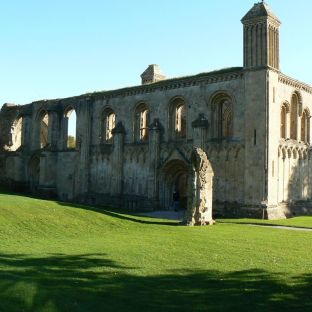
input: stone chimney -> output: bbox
[141,64,166,85]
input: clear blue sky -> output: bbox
[1,0,312,106]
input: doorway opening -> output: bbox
[160,159,189,210]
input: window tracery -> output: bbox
[301,109,310,143]
[211,94,233,139]
[102,108,115,143]
[135,103,149,142]
[39,110,49,148]
[8,117,23,151]
[170,98,186,139]
[290,93,299,140]
[280,103,289,139]
[64,108,76,149]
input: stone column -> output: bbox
[184,147,214,226]
[39,154,46,187]
[60,116,69,150]
[21,112,32,151]
[39,109,59,193]
[112,121,125,195]
[192,113,209,149]
[148,119,161,206]
[286,112,291,139]
[78,99,92,197]
[47,109,59,150]
[30,113,41,151]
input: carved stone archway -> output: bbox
[160,159,189,210]
[184,147,214,226]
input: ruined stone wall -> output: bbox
[86,71,248,213]
[1,1,312,219]
[0,67,285,217]
[0,104,23,185]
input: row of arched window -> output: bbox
[280,92,310,143]
[8,107,77,151]
[102,99,187,144]
[8,94,234,151]
[102,95,233,144]
[7,91,312,153]
[37,107,77,149]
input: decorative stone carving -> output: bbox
[112,121,126,135]
[192,114,209,148]
[191,113,209,129]
[184,147,214,226]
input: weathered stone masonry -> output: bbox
[1,2,312,219]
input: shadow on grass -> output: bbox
[0,188,179,226]
[56,201,180,226]
[0,253,311,312]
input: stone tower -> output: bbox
[241,1,281,70]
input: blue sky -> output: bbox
[1,0,312,106]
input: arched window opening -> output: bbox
[211,94,233,139]
[39,111,49,149]
[102,108,115,143]
[220,101,232,138]
[170,98,186,139]
[301,109,310,143]
[135,104,149,142]
[290,93,298,140]
[9,117,23,151]
[176,104,186,138]
[280,105,287,139]
[65,108,76,149]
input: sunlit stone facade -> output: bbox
[1,2,312,219]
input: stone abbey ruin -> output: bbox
[1,2,312,220]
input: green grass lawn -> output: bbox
[219,216,312,228]
[0,192,312,312]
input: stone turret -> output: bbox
[241,1,281,70]
[141,64,166,85]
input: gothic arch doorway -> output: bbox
[28,156,40,193]
[160,159,189,210]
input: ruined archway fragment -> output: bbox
[184,147,214,226]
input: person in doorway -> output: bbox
[172,191,180,211]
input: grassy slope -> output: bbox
[0,193,312,312]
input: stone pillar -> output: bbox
[78,100,92,197]
[297,114,301,142]
[61,116,69,150]
[21,112,32,151]
[13,155,24,182]
[39,154,46,187]
[148,119,161,206]
[47,109,59,150]
[286,112,291,139]
[30,113,41,151]
[184,147,214,226]
[192,114,209,149]
[112,121,125,195]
